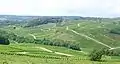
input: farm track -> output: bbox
[29,33,75,56]
[70,29,112,49]
[29,28,89,55]
[29,34,36,39]
[69,25,120,50]
[36,47,73,56]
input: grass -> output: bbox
[0,20,120,64]
[0,43,120,64]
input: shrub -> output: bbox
[105,49,120,56]
[89,48,120,61]
[110,27,120,35]
[0,36,10,45]
[89,48,107,61]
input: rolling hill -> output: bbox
[0,16,120,64]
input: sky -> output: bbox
[0,0,120,17]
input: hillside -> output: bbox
[4,20,120,48]
[0,16,120,64]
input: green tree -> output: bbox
[89,48,107,61]
[0,36,10,45]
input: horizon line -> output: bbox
[0,14,120,18]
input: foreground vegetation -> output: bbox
[0,43,120,64]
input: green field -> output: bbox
[0,43,120,64]
[0,19,120,64]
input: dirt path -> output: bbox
[69,29,112,49]
[79,51,88,54]
[36,47,53,53]
[29,33,74,56]
[29,34,36,39]
[35,47,73,56]
[17,52,29,54]
[66,26,69,30]
[68,28,120,50]
[55,52,73,56]
[109,47,120,50]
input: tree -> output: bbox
[25,17,63,27]
[13,26,16,29]
[89,48,107,61]
[0,36,10,45]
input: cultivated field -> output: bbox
[0,20,120,64]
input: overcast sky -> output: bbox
[0,0,120,17]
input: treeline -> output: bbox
[35,38,81,51]
[25,17,63,27]
[0,29,81,51]
[0,29,34,44]
[110,27,120,35]
[0,20,25,27]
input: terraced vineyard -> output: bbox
[0,43,120,64]
[4,21,120,49]
[0,20,120,64]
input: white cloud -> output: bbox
[0,0,120,17]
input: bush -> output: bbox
[110,27,120,35]
[105,49,120,56]
[89,48,120,61]
[89,48,107,61]
[0,36,10,45]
